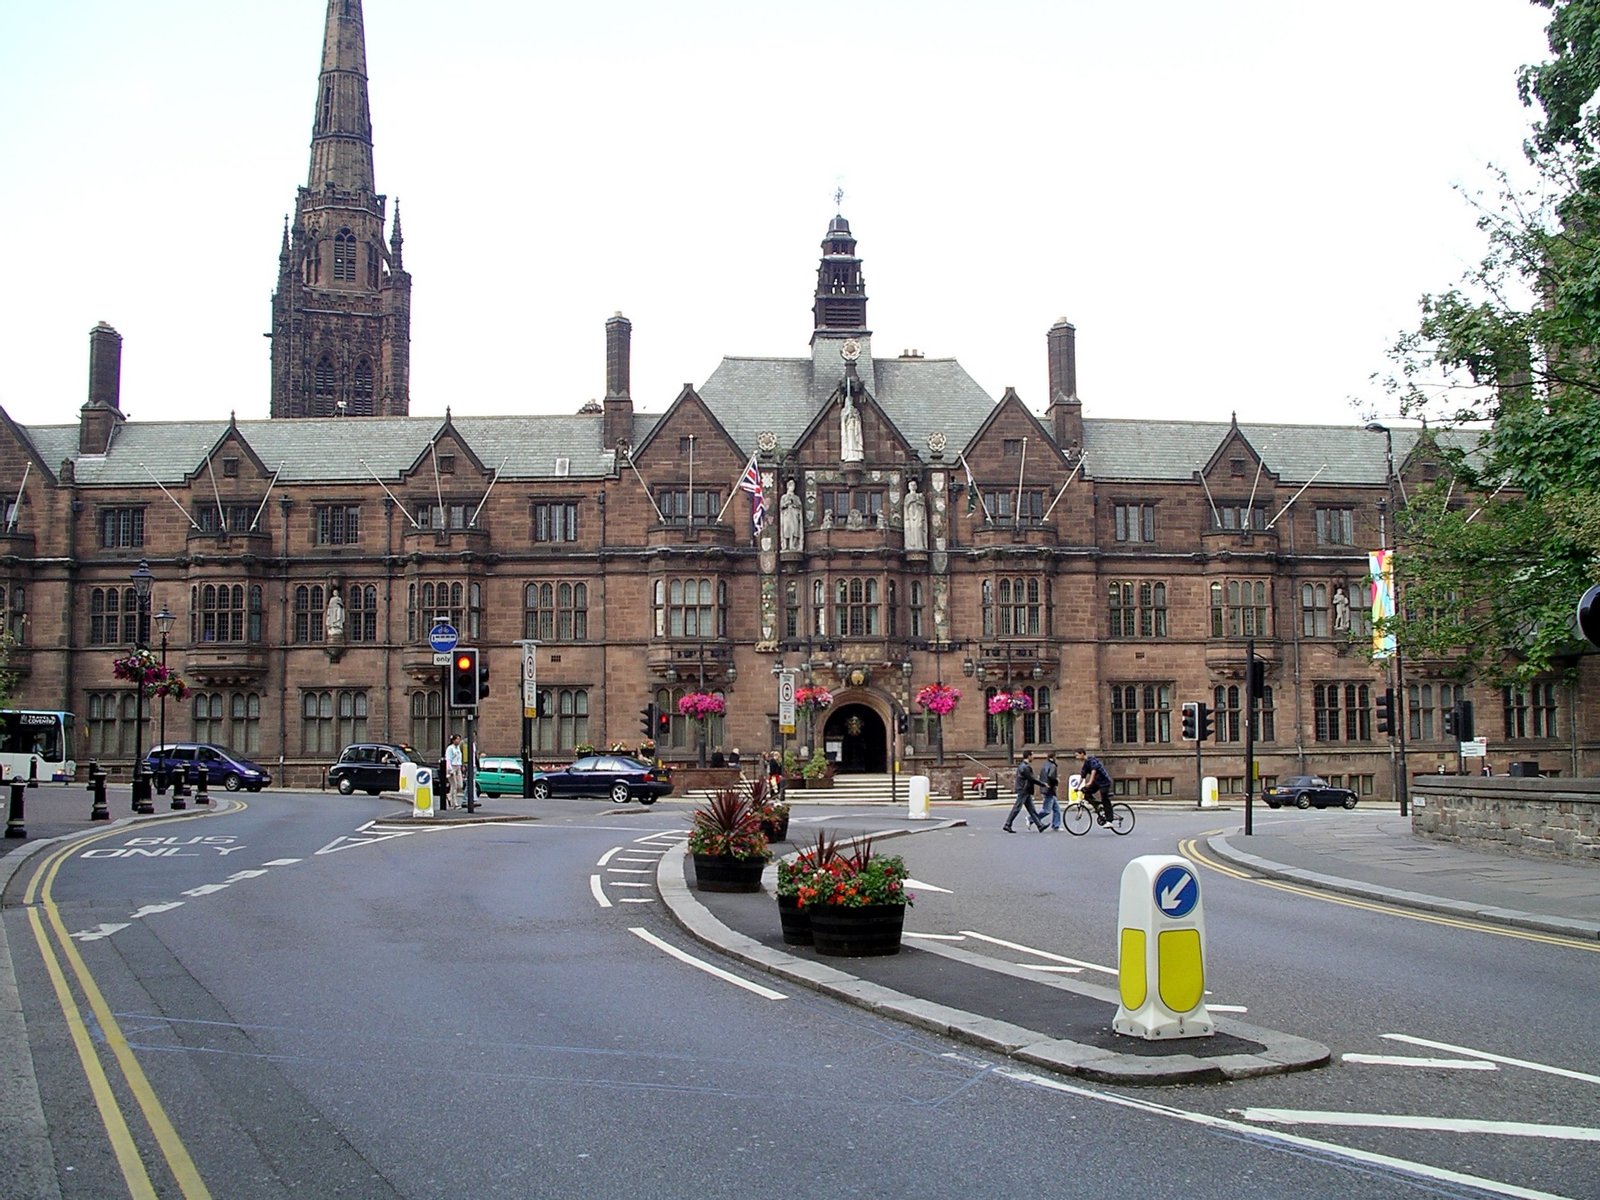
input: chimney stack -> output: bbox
[80,321,126,454]
[602,312,635,452]
[1044,318,1084,455]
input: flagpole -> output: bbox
[1014,438,1028,527]
[959,453,993,522]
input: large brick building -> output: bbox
[1,1,1592,794]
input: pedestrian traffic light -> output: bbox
[478,652,490,699]
[640,703,657,738]
[1196,701,1214,742]
[1181,702,1199,740]
[1376,687,1395,736]
[450,649,479,708]
[656,706,672,737]
[1456,698,1474,742]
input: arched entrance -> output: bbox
[821,702,887,774]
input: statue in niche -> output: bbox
[904,480,928,551]
[846,507,865,531]
[840,392,864,462]
[821,509,835,530]
[1332,582,1351,632]
[325,590,345,639]
[779,479,804,552]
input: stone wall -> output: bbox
[1410,777,1600,865]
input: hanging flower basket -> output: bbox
[987,690,1034,716]
[795,686,834,714]
[110,649,189,700]
[916,682,962,716]
[678,692,726,721]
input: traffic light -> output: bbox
[1376,687,1395,736]
[450,648,479,708]
[1196,702,1214,742]
[1451,699,1475,742]
[896,712,909,734]
[478,651,490,699]
[1181,702,1199,740]
[656,706,672,737]
[1443,705,1457,738]
[1248,657,1266,698]
[640,703,658,738]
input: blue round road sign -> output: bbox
[429,623,459,653]
[1153,864,1199,919]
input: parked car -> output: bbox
[1265,775,1359,810]
[327,743,422,795]
[144,743,271,792]
[529,754,672,804]
[475,756,525,798]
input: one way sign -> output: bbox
[1153,863,1198,919]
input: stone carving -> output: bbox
[904,480,927,551]
[779,479,804,552]
[841,393,864,462]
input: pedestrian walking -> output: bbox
[445,735,465,808]
[1003,750,1049,833]
[1075,748,1115,825]
[1037,750,1062,830]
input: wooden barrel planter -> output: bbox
[776,895,812,945]
[760,813,790,842]
[691,853,766,893]
[808,903,906,957]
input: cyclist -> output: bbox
[1075,748,1115,826]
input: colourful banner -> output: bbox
[1369,549,1395,661]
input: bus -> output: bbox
[0,710,77,782]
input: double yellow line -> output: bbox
[22,825,213,1199]
[1179,837,1600,953]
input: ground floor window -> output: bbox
[533,687,591,753]
[86,691,137,758]
[410,689,443,759]
[303,689,368,755]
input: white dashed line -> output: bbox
[629,927,785,998]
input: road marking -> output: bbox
[950,1054,1575,1200]
[1343,1054,1498,1070]
[180,884,229,897]
[903,877,951,893]
[612,856,660,864]
[629,928,785,999]
[589,875,611,908]
[597,847,621,866]
[608,882,652,888]
[1236,1108,1600,1142]
[1383,1033,1600,1086]
[1016,963,1083,973]
[223,870,269,883]
[315,831,415,854]
[904,932,965,941]
[71,923,130,942]
[261,858,301,867]
[959,930,1116,976]
[128,902,184,919]
[606,868,652,875]
[1206,1004,1248,1013]
[617,897,656,904]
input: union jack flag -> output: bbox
[737,458,765,537]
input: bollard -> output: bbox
[5,778,25,839]
[412,765,436,818]
[1113,855,1213,1040]
[172,770,188,801]
[28,755,39,788]
[169,767,188,810]
[195,765,211,805]
[90,764,110,821]
[438,756,451,810]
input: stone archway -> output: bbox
[822,701,888,774]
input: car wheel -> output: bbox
[1343,795,1358,810]
[532,781,551,800]
[337,776,355,795]
[223,773,242,792]
[610,782,631,805]
[1295,794,1312,810]
[638,794,657,806]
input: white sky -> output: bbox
[0,0,1554,432]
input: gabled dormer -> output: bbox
[958,388,1070,544]
[399,410,493,542]
[631,386,748,547]
[187,416,276,541]
[1197,415,1280,537]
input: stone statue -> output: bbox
[325,590,345,639]
[904,479,927,551]
[779,479,804,552]
[1332,584,1350,633]
[840,392,864,462]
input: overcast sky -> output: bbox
[0,1,1554,433]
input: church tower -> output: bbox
[269,0,411,418]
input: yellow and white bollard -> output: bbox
[1114,854,1213,1040]
[412,766,435,818]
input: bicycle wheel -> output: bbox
[1109,803,1135,835]
[1064,803,1092,836]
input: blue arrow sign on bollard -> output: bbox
[1153,864,1198,919]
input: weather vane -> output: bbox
[834,185,844,210]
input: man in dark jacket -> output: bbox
[1003,750,1049,833]
[1076,748,1115,825]
[1037,750,1062,830]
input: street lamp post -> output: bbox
[129,559,154,814]
[155,605,180,810]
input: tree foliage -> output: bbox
[1380,0,1600,684]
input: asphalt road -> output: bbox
[4,792,1595,1199]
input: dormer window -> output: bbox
[1230,458,1246,476]
[438,454,455,474]
[222,456,239,478]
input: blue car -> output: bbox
[144,742,272,792]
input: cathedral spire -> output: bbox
[307,0,375,194]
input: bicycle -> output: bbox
[1063,797,1134,836]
